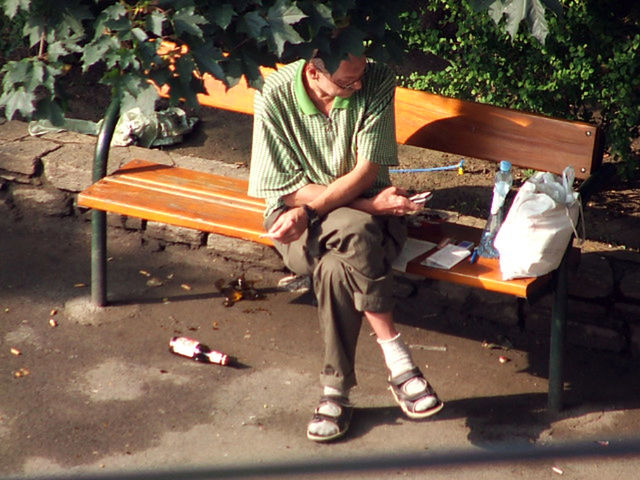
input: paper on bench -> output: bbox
[392,238,437,272]
[421,244,471,269]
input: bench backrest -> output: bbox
[196,67,602,180]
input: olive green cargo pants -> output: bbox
[266,206,406,391]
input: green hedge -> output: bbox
[400,0,640,178]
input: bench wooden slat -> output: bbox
[394,88,601,179]
[78,160,271,246]
[107,159,264,210]
[197,69,601,179]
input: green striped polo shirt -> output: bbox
[248,59,398,217]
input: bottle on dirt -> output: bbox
[169,336,231,366]
[477,161,513,258]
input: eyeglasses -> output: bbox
[321,64,367,90]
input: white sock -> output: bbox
[307,386,349,438]
[323,385,345,397]
[377,333,438,412]
[377,333,414,378]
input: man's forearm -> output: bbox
[284,183,375,214]
[282,159,379,216]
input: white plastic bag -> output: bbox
[494,166,582,280]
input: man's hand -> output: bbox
[368,186,424,216]
[263,206,309,244]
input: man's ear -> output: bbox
[305,62,321,80]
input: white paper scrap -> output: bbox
[392,238,437,272]
[422,244,471,270]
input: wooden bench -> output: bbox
[78,70,607,412]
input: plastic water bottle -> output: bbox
[477,161,513,258]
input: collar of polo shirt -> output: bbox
[294,60,351,115]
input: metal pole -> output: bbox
[548,248,569,412]
[90,95,120,307]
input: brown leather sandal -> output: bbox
[389,367,444,419]
[306,395,353,442]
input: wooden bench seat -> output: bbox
[79,67,608,412]
[78,159,270,245]
[79,158,559,301]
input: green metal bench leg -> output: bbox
[91,210,108,306]
[548,250,569,412]
[89,94,120,307]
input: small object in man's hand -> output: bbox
[409,191,433,204]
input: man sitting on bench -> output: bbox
[248,52,444,442]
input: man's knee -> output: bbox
[322,209,388,274]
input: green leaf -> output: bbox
[238,11,268,39]
[220,58,244,88]
[211,3,235,30]
[192,43,225,83]
[528,0,549,44]
[26,60,44,91]
[119,81,159,115]
[2,59,31,87]
[175,56,196,83]
[173,7,207,38]
[3,0,30,18]
[47,41,70,62]
[503,0,527,40]
[487,0,507,24]
[98,4,130,32]
[82,36,119,71]
[266,0,307,56]
[0,87,36,119]
[303,2,335,32]
[23,16,46,48]
[146,11,166,36]
[131,28,148,43]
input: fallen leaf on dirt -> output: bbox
[146,277,163,287]
[13,368,30,378]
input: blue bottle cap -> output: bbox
[499,160,512,172]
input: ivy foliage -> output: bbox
[401,0,640,176]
